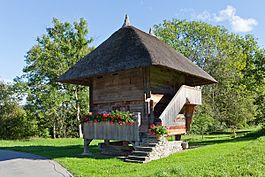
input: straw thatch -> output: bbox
[58,25,217,86]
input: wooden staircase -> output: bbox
[159,85,201,127]
[125,85,201,163]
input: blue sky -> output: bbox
[1,0,264,81]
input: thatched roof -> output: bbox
[58,19,217,86]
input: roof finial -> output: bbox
[149,27,155,36]
[122,14,131,27]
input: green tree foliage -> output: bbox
[18,18,93,138]
[191,104,215,138]
[0,81,36,139]
[154,19,265,131]
[240,35,265,124]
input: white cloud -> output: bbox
[195,5,257,33]
[214,5,257,32]
[196,10,213,21]
[231,16,257,32]
[214,5,236,22]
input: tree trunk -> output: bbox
[75,86,83,138]
[232,127,237,138]
[53,122,56,139]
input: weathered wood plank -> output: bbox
[150,66,184,95]
[167,128,186,135]
[83,113,141,141]
[92,68,145,104]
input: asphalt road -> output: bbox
[0,150,73,177]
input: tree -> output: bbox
[19,18,93,138]
[0,81,36,139]
[154,19,263,131]
[191,104,214,139]
[240,35,265,125]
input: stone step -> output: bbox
[131,151,149,156]
[140,143,157,147]
[142,137,157,141]
[127,155,147,161]
[124,158,145,163]
[135,146,153,152]
[141,139,159,144]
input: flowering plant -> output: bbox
[150,123,168,135]
[80,111,135,125]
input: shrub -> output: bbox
[0,105,37,139]
[150,123,168,135]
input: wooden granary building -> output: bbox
[58,16,216,160]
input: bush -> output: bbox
[0,105,37,139]
[191,104,214,137]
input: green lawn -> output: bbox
[0,129,264,177]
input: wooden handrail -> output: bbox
[159,85,201,126]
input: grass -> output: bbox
[0,129,264,177]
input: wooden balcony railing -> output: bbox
[83,112,141,142]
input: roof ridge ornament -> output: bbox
[122,14,131,27]
[149,27,155,36]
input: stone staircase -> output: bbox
[125,136,184,163]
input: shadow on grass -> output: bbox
[0,144,116,160]
[188,128,265,147]
[209,130,252,135]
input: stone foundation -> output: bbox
[125,137,187,163]
[146,140,183,161]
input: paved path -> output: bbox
[0,150,73,177]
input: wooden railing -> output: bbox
[159,85,201,126]
[83,112,141,142]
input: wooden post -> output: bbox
[149,99,154,126]
[82,139,93,155]
[175,135,181,140]
[122,141,129,147]
[104,139,110,146]
[185,105,195,132]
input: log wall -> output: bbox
[150,66,185,95]
[91,68,145,116]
